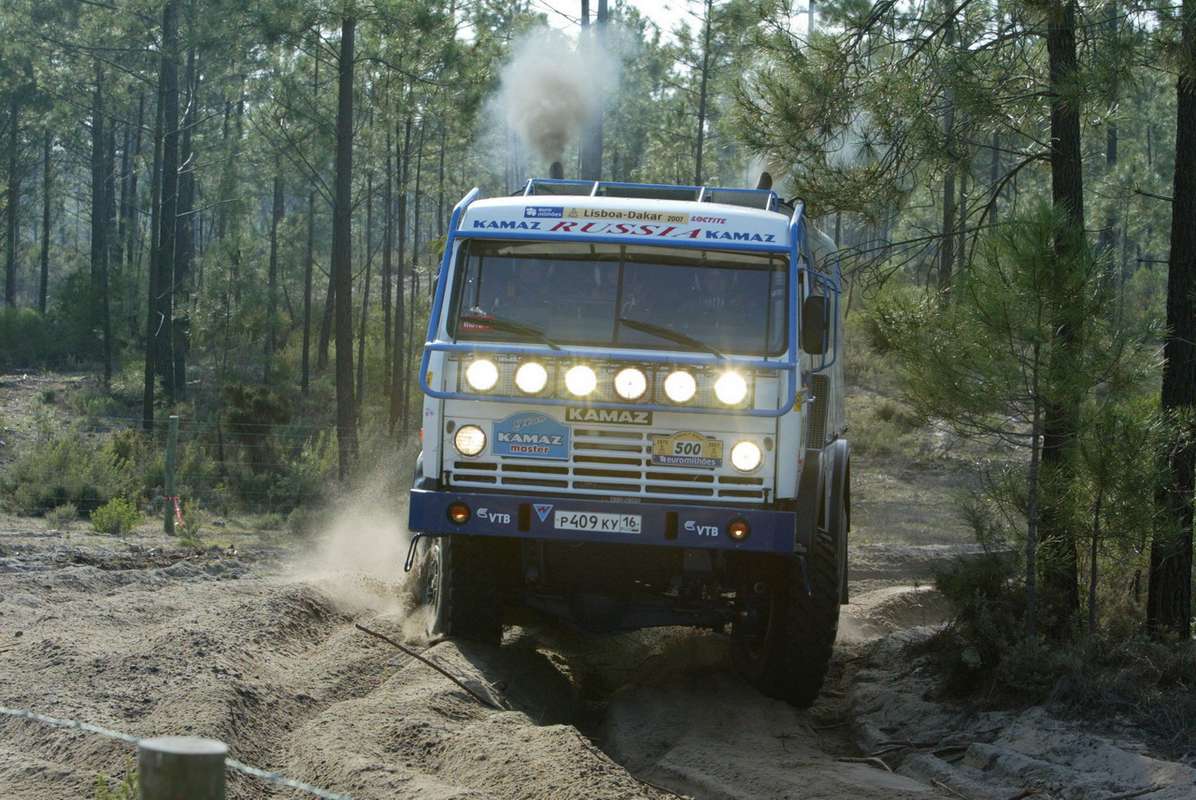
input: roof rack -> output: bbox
[521,178,784,213]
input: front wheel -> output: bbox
[733,488,844,707]
[419,534,503,645]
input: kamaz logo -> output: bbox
[496,432,564,445]
[566,407,653,426]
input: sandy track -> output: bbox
[0,517,963,800]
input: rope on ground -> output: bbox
[354,623,506,710]
[0,705,353,800]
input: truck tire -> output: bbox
[734,484,844,707]
[422,534,502,646]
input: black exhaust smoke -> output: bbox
[549,161,564,179]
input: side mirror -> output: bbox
[801,295,830,355]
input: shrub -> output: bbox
[286,505,324,537]
[91,496,141,535]
[178,500,208,542]
[44,503,78,529]
[94,765,138,800]
[4,430,139,516]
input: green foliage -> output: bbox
[90,496,140,535]
[4,430,140,516]
[178,499,208,543]
[93,764,138,800]
[847,393,922,458]
[932,553,1020,671]
[44,502,78,529]
[926,549,1195,748]
[0,309,70,369]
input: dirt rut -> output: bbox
[0,525,954,799]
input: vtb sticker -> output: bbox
[650,431,724,469]
[684,520,719,537]
[493,412,570,460]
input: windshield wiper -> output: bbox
[459,313,561,350]
[617,316,724,359]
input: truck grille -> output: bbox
[448,428,767,502]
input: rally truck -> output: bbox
[407,174,847,706]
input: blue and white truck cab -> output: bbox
[408,175,848,706]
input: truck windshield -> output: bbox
[449,240,788,356]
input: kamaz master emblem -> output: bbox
[493,412,570,460]
[566,407,653,426]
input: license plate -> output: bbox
[553,511,642,534]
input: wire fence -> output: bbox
[11,409,419,518]
[0,705,354,800]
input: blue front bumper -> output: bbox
[408,489,799,554]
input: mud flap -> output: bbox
[824,439,850,605]
[795,450,822,563]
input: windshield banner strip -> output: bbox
[457,229,789,254]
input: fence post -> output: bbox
[138,735,226,799]
[165,415,179,535]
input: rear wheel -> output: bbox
[734,487,844,707]
[421,534,502,645]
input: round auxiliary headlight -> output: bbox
[453,425,487,457]
[515,361,549,394]
[464,359,499,391]
[663,370,697,403]
[614,367,648,400]
[730,440,763,472]
[564,364,598,397]
[714,371,749,405]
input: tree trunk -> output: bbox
[1147,0,1196,640]
[1025,348,1043,640]
[127,93,144,339]
[302,190,315,394]
[1088,487,1103,635]
[1040,0,1085,637]
[173,45,196,399]
[115,124,128,280]
[143,79,166,432]
[389,114,411,433]
[580,0,607,180]
[436,117,446,235]
[333,16,359,479]
[39,129,51,315]
[265,173,283,384]
[90,63,112,385]
[5,93,19,306]
[938,6,957,292]
[318,241,336,371]
[413,121,425,293]
[988,131,1000,224]
[356,172,374,408]
[693,0,714,186]
[156,0,180,404]
[383,122,394,393]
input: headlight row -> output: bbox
[461,359,751,406]
[452,419,762,472]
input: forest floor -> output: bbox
[0,373,1193,799]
